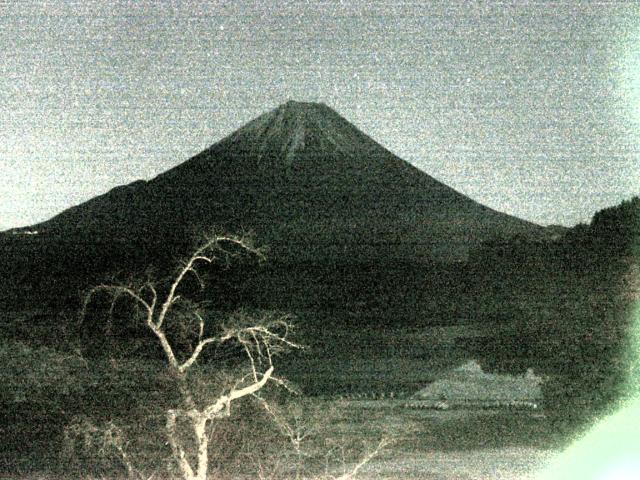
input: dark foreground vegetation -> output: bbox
[0,197,638,478]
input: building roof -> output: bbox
[415,360,543,401]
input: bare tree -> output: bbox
[251,396,390,480]
[82,232,300,480]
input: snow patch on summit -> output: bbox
[283,121,306,166]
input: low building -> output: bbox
[413,360,543,409]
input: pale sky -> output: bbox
[2,0,640,230]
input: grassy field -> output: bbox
[304,399,562,480]
[0,314,581,480]
[1,390,564,479]
[1,242,631,478]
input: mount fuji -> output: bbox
[17,101,542,263]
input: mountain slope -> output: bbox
[20,101,543,262]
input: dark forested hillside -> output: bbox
[467,197,639,422]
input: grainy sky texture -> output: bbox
[1,0,640,230]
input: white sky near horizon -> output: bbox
[1,0,640,230]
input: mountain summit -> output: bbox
[23,101,543,262]
[214,100,405,170]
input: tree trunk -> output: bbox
[166,410,196,480]
[193,415,209,480]
[166,409,211,480]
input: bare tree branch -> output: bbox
[80,232,297,480]
[333,438,390,480]
[203,366,275,420]
[243,342,259,382]
[177,337,219,373]
[84,284,152,317]
[141,282,158,313]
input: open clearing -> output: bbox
[313,399,562,480]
